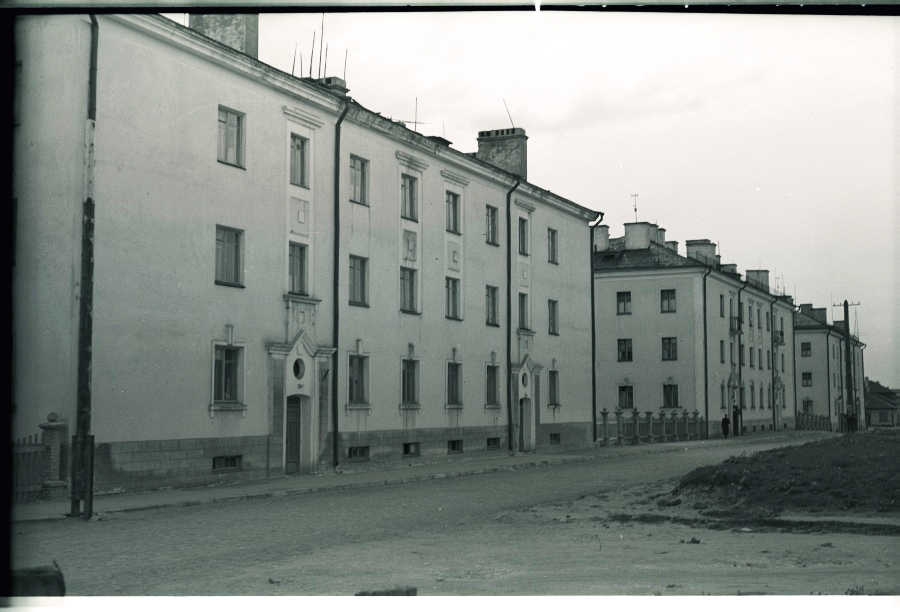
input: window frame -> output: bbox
[485,284,499,327]
[445,190,461,234]
[618,385,634,411]
[801,342,811,357]
[401,358,419,407]
[485,205,499,246]
[548,370,560,406]
[445,276,462,320]
[213,343,244,406]
[348,353,370,406]
[400,266,418,313]
[547,228,559,264]
[400,173,418,221]
[485,363,500,408]
[349,154,369,205]
[217,106,245,168]
[548,299,559,335]
[447,361,463,407]
[660,289,676,313]
[661,337,678,361]
[518,217,529,256]
[349,255,369,307]
[289,132,309,188]
[518,292,530,331]
[288,241,308,296]
[663,383,679,410]
[801,372,812,387]
[215,225,244,288]
[617,338,633,362]
[616,291,632,315]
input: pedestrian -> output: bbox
[721,414,730,439]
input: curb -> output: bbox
[13,432,830,524]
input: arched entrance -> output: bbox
[285,394,312,474]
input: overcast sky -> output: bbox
[169,11,897,385]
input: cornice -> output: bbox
[440,168,470,188]
[282,105,325,129]
[395,150,429,173]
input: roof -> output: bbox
[592,242,701,271]
[148,15,600,222]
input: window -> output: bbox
[750,383,756,409]
[446,277,461,320]
[401,359,418,405]
[766,350,771,370]
[485,205,499,245]
[350,155,369,204]
[618,386,634,411]
[400,173,417,220]
[757,308,761,329]
[485,285,499,326]
[547,228,559,264]
[758,348,762,370]
[349,255,368,306]
[802,399,813,413]
[446,191,460,233]
[801,342,811,357]
[748,304,754,327]
[720,340,725,364]
[486,437,501,450]
[290,133,308,187]
[348,446,370,461]
[400,267,417,312]
[518,217,529,255]
[660,289,676,313]
[548,299,559,335]
[549,433,561,445]
[214,345,242,403]
[740,343,745,365]
[486,364,499,406]
[447,362,462,406]
[617,291,632,315]
[349,355,369,404]
[802,372,812,387]
[217,106,243,166]
[663,384,679,409]
[548,370,560,406]
[212,455,242,471]
[662,337,678,361]
[447,439,463,454]
[617,339,633,362]
[765,312,770,331]
[720,295,725,317]
[289,242,307,295]
[760,385,765,410]
[403,442,420,457]
[518,292,529,330]
[781,353,785,372]
[749,346,755,368]
[215,226,243,286]
[720,382,726,409]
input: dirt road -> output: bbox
[12,434,899,595]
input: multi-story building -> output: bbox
[13,14,600,491]
[592,221,796,438]
[794,305,866,430]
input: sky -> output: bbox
[168,11,897,385]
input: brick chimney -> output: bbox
[686,239,717,264]
[746,270,770,292]
[812,307,828,324]
[475,128,527,179]
[624,222,654,250]
[656,227,666,244]
[665,240,678,253]
[721,263,738,275]
[189,14,259,58]
[593,225,610,252]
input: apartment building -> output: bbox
[592,222,796,438]
[13,14,600,490]
[794,305,866,430]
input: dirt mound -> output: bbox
[676,431,900,515]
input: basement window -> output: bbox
[348,446,370,462]
[549,433,561,446]
[212,455,242,472]
[403,442,420,457]
[486,437,501,450]
[447,439,463,454]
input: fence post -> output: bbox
[615,410,623,446]
[691,410,699,440]
[600,409,609,446]
[39,413,68,500]
[645,411,655,443]
[632,409,640,445]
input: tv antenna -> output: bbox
[397,97,429,131]
[502,98,515,129]
[291,42,298,76]
[630,193,639,222]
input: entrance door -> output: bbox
[285,395,301,474]
[519,398,535,451]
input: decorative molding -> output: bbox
[440,168,470,187]
[396,150,429,172]
[283,293,322,306]
[282,105,324,129]
[514,197,536,213]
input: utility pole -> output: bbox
[833,299,861,432]
[630,193,639,222]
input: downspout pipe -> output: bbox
[588,212,604,443]
[825,328,833,428]
[70,14,99,520]
[701,267,712,439]
[768,296,777,432]
[331,101,349,468]
[505,179,519,452]
[791,306,799,427]
[736,280,749,436]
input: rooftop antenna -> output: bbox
[502,98,515,129]
[630,193,639,222]
[343,49,348,81]
[317,14,325,78]
[291,41,298,76]
[309,31,316,78]
[323,43,328,77]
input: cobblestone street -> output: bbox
[12,433,899,595]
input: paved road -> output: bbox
[11,436,826,595]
